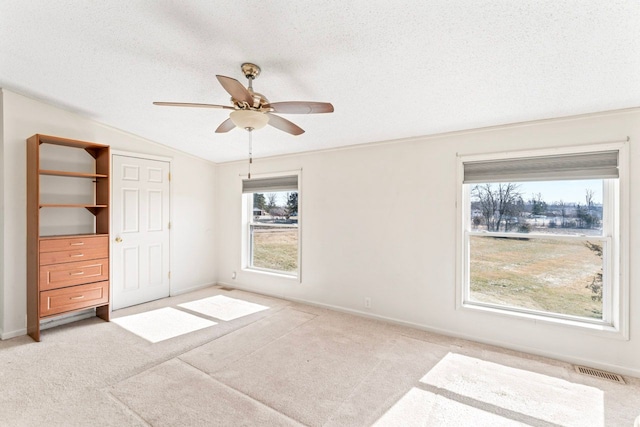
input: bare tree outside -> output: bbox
[558,200,567,227]
[266,193,278,214]
[471,183,523,232]
[585,189,595,213]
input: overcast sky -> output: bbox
[517,179,602,205]
[260,181,604,207]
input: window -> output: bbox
[243,174,299,276]
[459,146,627,332]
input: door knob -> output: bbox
[115,237,122,243]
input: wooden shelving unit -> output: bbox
[27,134,111,341]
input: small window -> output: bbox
[242,175,299,276]
[459,147,624,330]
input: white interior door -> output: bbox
[112,155,170,309]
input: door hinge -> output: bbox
[168,221,171,229]
[168,172,171,181]
[168,271,171,279]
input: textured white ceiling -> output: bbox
[1,1,639,163]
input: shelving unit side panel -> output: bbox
[26,136,41,341]
[95,147,110,233]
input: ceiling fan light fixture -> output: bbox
[230,110,269,130]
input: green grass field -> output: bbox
[253,229,602,319]
[470,236,603,318]
[252,228,298,272]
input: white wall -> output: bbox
[2,87,638,376]
[216,108,640,376]
[0,89,217,338]
[0,91,5,337]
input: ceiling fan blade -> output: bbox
[215,118,236,133]
[266,113,305,135]
[267,101,334,114]
[153,101,234,110]
[216,75,254,106]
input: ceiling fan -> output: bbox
[153,63,334,135]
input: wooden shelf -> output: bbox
[39,169,108,179]
[35,134,110,159]
[40,233,110,240]
[39,204,107,208]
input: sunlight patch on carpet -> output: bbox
[374,387,525,426]
[420,353,604,427]
[178,295,269,321]
[112,307,217,343]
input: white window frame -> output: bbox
[241,171,301,280]
[456,142,629,339]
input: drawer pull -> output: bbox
[70,242,85,246]
[69,271,85,276]
[70,253,84,258]
[69,295,85,300]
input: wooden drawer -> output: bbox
[40,281,109,317]
[39,245,108,266]
[40,258,109,291]
[40,235,108,253]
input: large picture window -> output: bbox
[243,175,299,276]
[459,146,626,331]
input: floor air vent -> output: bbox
[217,286,235,292]
[575,365,625,384]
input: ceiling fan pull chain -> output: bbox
[248,129,253,179]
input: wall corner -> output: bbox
[0,87,6,337]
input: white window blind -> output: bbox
[463,151,619,184]
[242,175,298,193]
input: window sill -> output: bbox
[242,267,299,281]
[460,301,628,341]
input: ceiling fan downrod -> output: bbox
[241,63,261,92]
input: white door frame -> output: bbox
[110,150,173,310]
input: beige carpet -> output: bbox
[111,359,301,426]
[178,294,269,321]
[420,353,603,426]
[374,387,528,427]
[1,285,639,426]
[111,307,217,343]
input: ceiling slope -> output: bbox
[1,1,639,163]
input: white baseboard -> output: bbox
[1,327,27,340]
[170,282,217,297]
[216,281,640,379]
